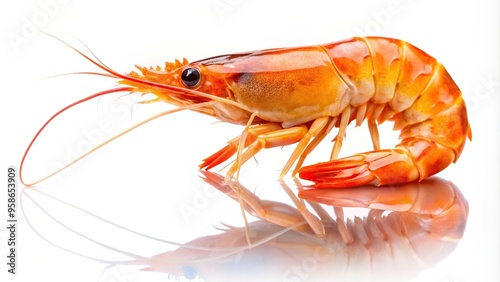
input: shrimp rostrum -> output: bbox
[21,36,470,188]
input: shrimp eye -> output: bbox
[181,68,201,87]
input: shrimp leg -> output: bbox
[202,112,351,181]
[199,123,283,170]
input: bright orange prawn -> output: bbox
[21,37,471,236]
[122,36,471,187]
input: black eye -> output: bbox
[181,68,201,87]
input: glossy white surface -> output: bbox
[2,1,499,281]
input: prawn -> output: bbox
[20,36,471,238]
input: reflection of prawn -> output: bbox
[20,36,471,237]
[139,173,469,281]
[21,174,468,281]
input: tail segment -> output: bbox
[299,46,471,188]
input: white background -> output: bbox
[1,0,499,281]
